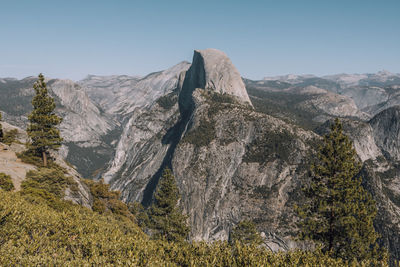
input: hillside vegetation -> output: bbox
[0,189,385,266]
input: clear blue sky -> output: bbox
[1,0,399,80]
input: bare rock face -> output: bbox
[293,86,370,121]
[173,89,316,242]
[80,62,191,117]
[189,49,252,105]
[103,96,181,201]
[316,119,383,162]
[48,79,116,145]
[0,123,36,191]
[51,150,93,208]
[104,49,254,201]
[0,122,92,208]
[370,106,400,161]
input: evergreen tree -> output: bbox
[129,202,150,229]
[147,168,189,242]
[27,74,62,166]
[297,118,385,261]
[0,112,3,142]
[230,220,263,246]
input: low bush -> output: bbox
[243,129,295,163]
[84,179,133,220]
[2,129,18,145]
[20,168,76,211]
[16,150,66,170]
[182,120,215,147]
[0,172,14,191]
[0,189,387,266]
[157,93,177,110]
[16,150,48,167]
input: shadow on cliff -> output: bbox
[141,58,205,206]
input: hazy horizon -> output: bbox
[1,65,399,82]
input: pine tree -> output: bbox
[297,118,385,261]
[0,112,3,142]
[147,168,189,242]
[27,74,62,166]
[230,220,263,246]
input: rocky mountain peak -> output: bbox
[189,49,252,105]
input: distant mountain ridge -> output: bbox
[264,70,400,87]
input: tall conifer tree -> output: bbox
[147,168,189,242]
[27,74,62,166]
[298,118,385,261]
[0,112,3,142]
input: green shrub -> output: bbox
[0,173,14,191]
[84,179,133,220]
[0,190,148,266]
[182,120,215,147]
[23,168,74,198]
[157,93,177,110]
[16,150,44,166]
[92,198,107,213]
[16,150,66,170]
[20,168,76,211]
[243,129,295,163]
[230,220,263,246]
[2,129,18,145]
[129,201,151,228]
[251,184,279,199]
[0,189,387,266]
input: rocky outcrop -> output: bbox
[0,122,36,191]
[48,79,116,145]
[188,49,252,105]
[316,119,383,162]
[293,86,370,120]
[103,95,181,202]
[370,106,400,161]
[361,159,400,264]
[0,122,92,208]
[80,62,191,117]
[173,89,316,242]
[52,149,93,208]
[104,49,254,203]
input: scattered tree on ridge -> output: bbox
[27,74,62,166]
[297,118,386,261]
[147,167,189,242]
